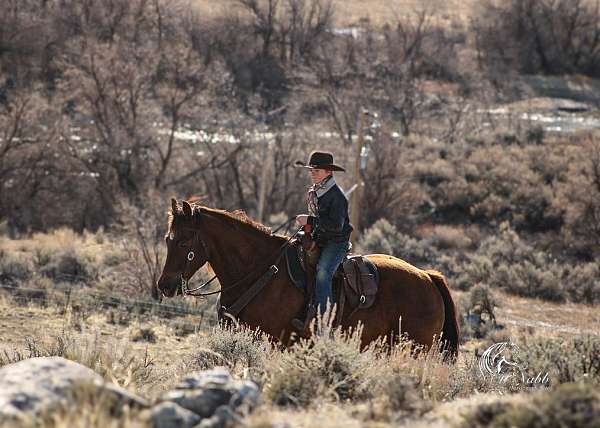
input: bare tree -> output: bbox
[0,87,62,234]
[361,125,427,231]
[378,10,459,136]
[473,0,600,77]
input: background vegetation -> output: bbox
[2,0,599,302]
[1,1,599,425]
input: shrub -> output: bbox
[463,383,600,428]
[131,327,157,343]
[425,225,476,251]
[520,335,600,385]
[100,248,127,267]
[426,142,565,233]
[264,318,379,407]
[380,374,424,412]
[33,247,53,269]
[358,219,440,267]
[526,126,545,145]
[564,262,600,305]
[0,249,32,285]
[463,400,518,428]
[556,138,600,259]
[444,355,519,399]
[460,284,499,341]
[449,253,495,291]
[447,223,599,304]
[39,249,95,283]
[194,325,272,375]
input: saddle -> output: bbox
[285,233,379,324]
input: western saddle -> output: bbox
[286,232,379,330]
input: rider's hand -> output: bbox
[296,214,309,226]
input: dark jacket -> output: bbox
[307,184,353,245]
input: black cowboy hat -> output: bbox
[294,150,346,172]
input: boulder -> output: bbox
[149,402,201,428]
[195,405,241,428]
[160,367,260,421]
[0,357,147,424]
[161,388,232,418]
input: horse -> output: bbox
[157,199,460,358]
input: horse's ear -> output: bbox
[182,200,193,217]
[171,198,178,214]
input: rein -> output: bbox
[178,224,301,298]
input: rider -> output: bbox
[292,151,353,331]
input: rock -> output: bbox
[161,367,260,420]
[230,380,260,409]
[0,357,147,424]
[162,388,232,418]
[195,405,241,428]
[149,402,201,428]
[176,367,233,390]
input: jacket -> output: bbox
[307,184,353,245]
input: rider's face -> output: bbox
[310,168,331,184]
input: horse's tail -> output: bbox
[426,270,460,361]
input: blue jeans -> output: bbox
[315,241,349,314]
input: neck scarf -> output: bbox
[307,175,336,216]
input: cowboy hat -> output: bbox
[294,150,346,172]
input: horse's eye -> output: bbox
[178,240,189,248]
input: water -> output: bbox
[519,112,600,133]
[485,107,600,133]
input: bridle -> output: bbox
[176,226,218,296]
[173,224,301,299]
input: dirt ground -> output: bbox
[1,288,597,373]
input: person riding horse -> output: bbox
[292,151,353,332]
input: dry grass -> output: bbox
[0,295,205,398]
[0,228,109,262]
[0,289,599,427]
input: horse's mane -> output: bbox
[206,207,273,234]
[169,202,286,241]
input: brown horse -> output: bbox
[157,199,460,358]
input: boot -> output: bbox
[291,303,317,333]
[292,230,320,334]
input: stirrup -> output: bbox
[291,304,316,332]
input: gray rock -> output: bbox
[230,380,260,409]
[162,367,260,420]
[0,357,147,424]
[195,405,240,428]
[176,367,233,390]
[162,388,232,418]
[149,402,201,428]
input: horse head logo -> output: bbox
[479,339,526,384]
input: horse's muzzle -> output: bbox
[157,275,180,298]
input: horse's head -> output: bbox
[157,198,210,298]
